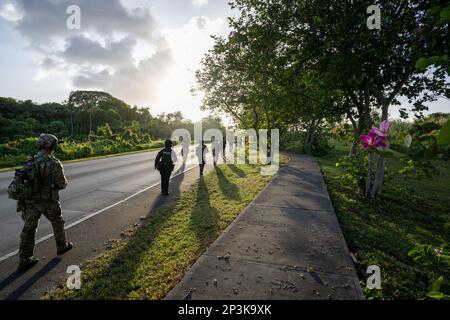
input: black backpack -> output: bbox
[156,149,174,171]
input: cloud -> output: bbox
[196,16,207,29]
[12,0,156,43]
[2,0,171,106]
[61,35,137,68]
[73,43,172,104]
[192,0,209,8]
[149,16,228,120]
[0,3,23,22]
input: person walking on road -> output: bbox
[196,141,208,176]
[180,136,190,163]
[212,137,221,166]
[13,134,73,272]
[227,132,234,154]
[155,139,178,196]
[222,136,227,160]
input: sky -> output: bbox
[0,0,233,122]
[0,0,447,122]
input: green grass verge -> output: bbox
[317,141,450,300]
[44,157,287,300]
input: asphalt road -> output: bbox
[0,145,210,261]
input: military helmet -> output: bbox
[36,134,63,150]
[165,139,173,148]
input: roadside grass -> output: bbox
[44,157,287,300]
[317,141,450,299]
[0,147,164,172]
[0,140,168,172]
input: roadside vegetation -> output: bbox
[279,114,450,299]
[44,159,286,300]
[318,140,450,300]
[0,133,165,169]
[2,0,449,301]
[0,92,224,169]
[191,0,449,300]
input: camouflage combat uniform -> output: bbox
[18,147,68,268]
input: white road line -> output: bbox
[0,165,197,263]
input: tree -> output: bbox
[416,2,450,73]
[198,0,449,198]
[68,91,116,136]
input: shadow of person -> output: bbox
[215,166,241,201]
[4,257,61,300]
[0,270,24,293]
[188,176,219,245]
[147,163,187,214]
[51,170,202,299]
[227,164,247,178]
[172,162,186,195]
[44,165,217,299]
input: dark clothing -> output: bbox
[196,144,208,165]
[155,148,177,194]
[160,170,171,194]
[155,148,175,171]
[199,164,206,175]
[196,144,208,176]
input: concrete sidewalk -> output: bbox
[166,154,365,300]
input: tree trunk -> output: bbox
[369,101,389,199]
[304,119,317,154]
[349,139,358,156]
[304,120,312,154]
[89,112,93,137]
[365,152,373,197]
[70,112,74,137]
[370,157,386,199]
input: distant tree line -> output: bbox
[0,91,224,144]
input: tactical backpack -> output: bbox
[7,157,45,201]
[156,149,175,172]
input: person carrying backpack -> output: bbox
[154,139,178,196]
[8,134,73,272]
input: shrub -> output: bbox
[151,141,165,149]
[408,244,450,300]
[330,123,354,143]
[335,151,367,192]
[97,123,113,138]
[281,130,332,156]
[1,137,163,169]
[390,121,413,145]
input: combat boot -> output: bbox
[17,257,39,272]
[57,242,73,255]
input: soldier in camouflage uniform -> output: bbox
[18,134,73,271]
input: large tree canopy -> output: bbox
[195,0,449,197]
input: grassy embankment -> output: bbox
[318,141,450,299]
[0,139,167,172]
[45,157,287,300]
